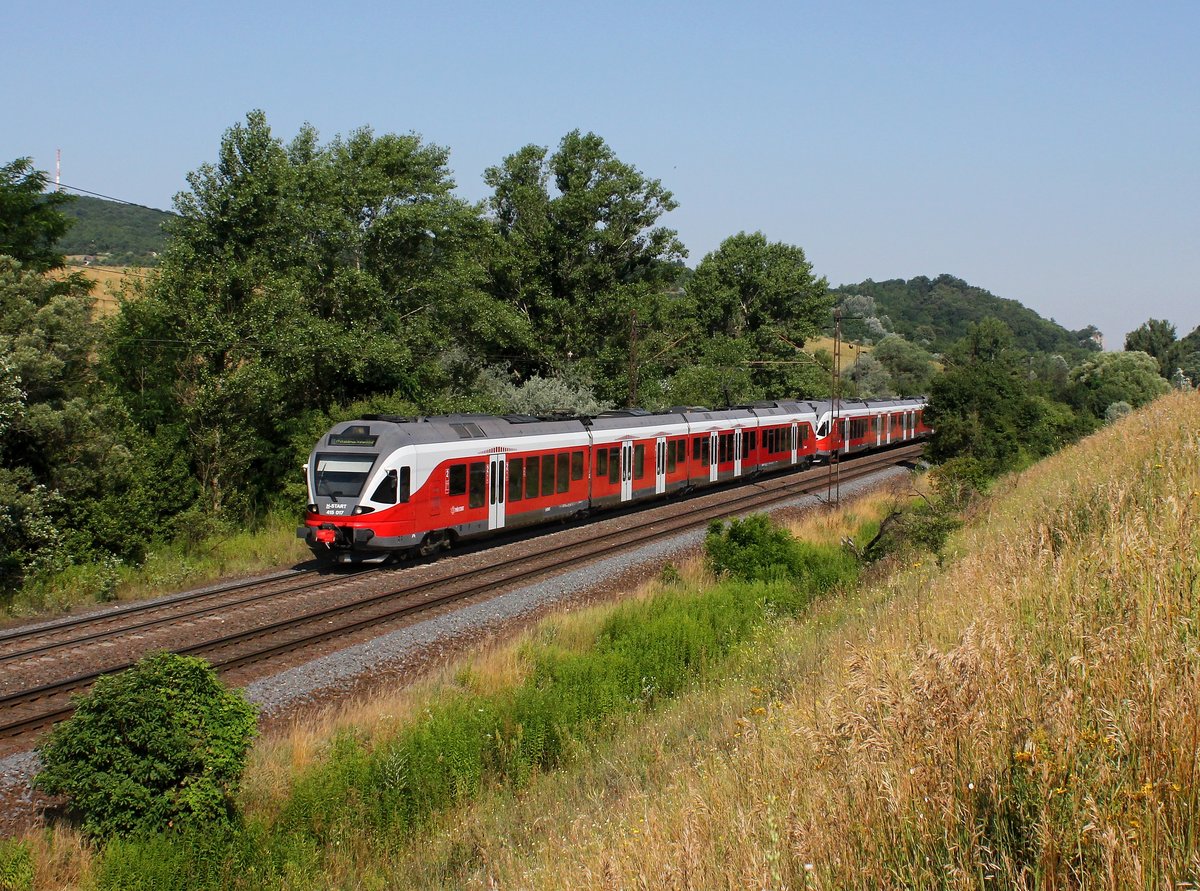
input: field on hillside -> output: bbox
[52,263,150,317]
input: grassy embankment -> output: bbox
[11,394,1198,889]
[11,401,1200,888]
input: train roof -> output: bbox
[325,413,588,448]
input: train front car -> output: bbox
[299,415,422,563]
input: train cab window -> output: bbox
[468,462,486,508]
[509,458,524,502]
[608,447,620,483]
[556,453,570,493]
[634,444,645,479]
[541,455,555,496]
[525,459,539,500]
[597,448,608,477]
[448,463,467,496]
[571,450,584,480]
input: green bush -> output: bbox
[705,514,857,586]
[35,652,257,839]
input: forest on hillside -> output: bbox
[0,124,1189,609]
[57,195,172,265]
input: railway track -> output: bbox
[0,446,920,748]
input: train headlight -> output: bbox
[307,504,319,514]
[352,505,375,515]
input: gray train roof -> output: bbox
[322,414,588,451]
[586,409,688,433]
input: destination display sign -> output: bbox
[327,433,378,447]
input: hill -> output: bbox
[57,195,173,265]
[834,273,1101,357]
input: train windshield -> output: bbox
[314,454,377,498]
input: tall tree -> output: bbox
[1069,351,1170,417]
[1124,318,1179,378]
[678,231,833,402]
[0,158,75,271]
[108,111,521,513]
[927,318,1087,471]
[1,259,173,595]
[484,131,686,399]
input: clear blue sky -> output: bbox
[6,0,1197,347]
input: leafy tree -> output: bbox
[846,352,893,397]
[484,131,685,401]
[0,158,75,271]
[870,334,936,395]
[1068,350,1170,418]
[0,258,174,597]
[107,111,520,513]
[926,318,1089,472]
[677,231,832,400]
[35,652,257,838]
[1124,318,1178,377]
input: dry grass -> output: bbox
[367,392,1200,888]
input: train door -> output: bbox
[790,422,799,464]
[620,441,634,502]
[734,428,743,477]
[488,455,506,530]
[709,431,719,482]
[875,415,883,447]
[655,436,667,495]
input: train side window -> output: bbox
[634,444,645,479]
[509,458,524,502]
[448,464,467,496]
[556,453,570,493]
[676,439,686,463]
[597,448,608,477]
[667,441,677,473]
[525,458,540,500]
[468,462,486,508]
[541,455,555,496]
[571,450,584,480]
[370,469,398,504]
[398,467,410,503]
[693,437,702,460]
[608,447,620,483]
[702,438,710,465]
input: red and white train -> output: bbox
[299,397,930,563]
